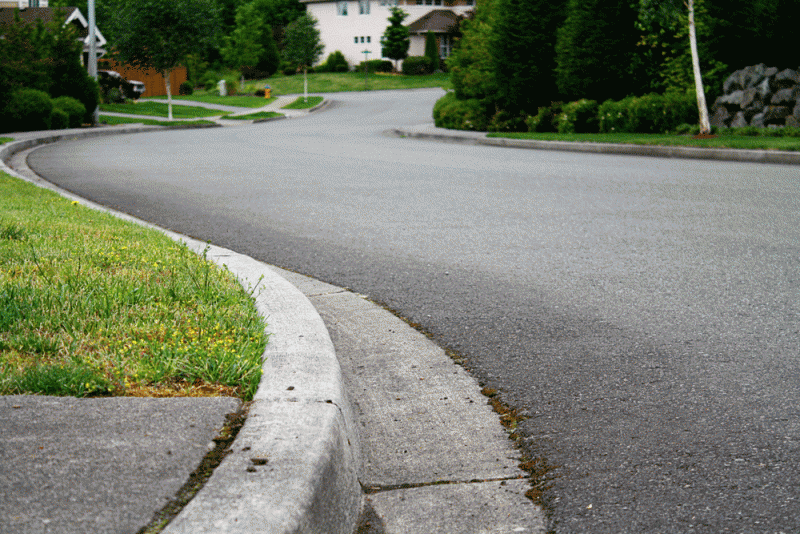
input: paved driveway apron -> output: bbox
[27,89,800,533]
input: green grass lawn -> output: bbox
[262,71,451,95]
[99,101,231,118]
[224,111,284,121]
[488,131,800,151]
[0,137,13,145]
[146,94,277,108]
[281,96,324,109]
[99,115,218,127]
[0,171,267,400]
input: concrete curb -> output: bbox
[1,129,362,534]
[387,128,800,165]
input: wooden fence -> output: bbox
[97,59,187,98]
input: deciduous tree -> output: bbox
[282,12,323,101]
[107,0,220,120]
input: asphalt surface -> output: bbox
[24,88,800,533]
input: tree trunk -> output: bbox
[688,0,711,134]
[303,66,308,103]
[164,71,173,121]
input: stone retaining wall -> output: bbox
[711,64,800,129]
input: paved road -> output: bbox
[28,88,800,533]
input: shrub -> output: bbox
[4,88,53,132]
[356,59,393,73]
[600,92,696,134]
[488,109,527,132]
[556,99,599,134]
[319,51,349,73]
[179,81,194,95]
[107,87,125,104]
[50,107,70,130]
[433,92,490,131]
[52,96,86,128]
[202,71,220,91]
[525,102,563,133]
[402,56,433,76]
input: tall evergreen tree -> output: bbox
[555,0,643,102]
[424,30,440,73]
[380,7,410,71]
[489,0,567,115]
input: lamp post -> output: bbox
[362,49,371,91]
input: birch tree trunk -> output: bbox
[688,0,711,134]
[303,66,308,103]
[164,71,173,121]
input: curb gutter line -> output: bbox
[1,130,362,534]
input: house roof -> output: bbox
[406,9,460,34]
[0,7,106,46]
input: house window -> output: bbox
[439,34,451,58]
[380,0,398,6]
[359,0,370,14]
[355,36,359,43]
[337,1,348,15]
[29,0,40,5]
[367,36,371,43]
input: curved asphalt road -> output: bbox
[28,88,800,533]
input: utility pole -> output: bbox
[362,49,371,91]
[88,0,98,124]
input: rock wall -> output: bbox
[711,64,800,129]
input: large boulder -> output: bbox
[730,111,748,128]
[742,63,767,88]
[710,106,731,128]
[771,87,797,106]
[756,77,772,99]
[718,89,745,109]
[723,69,746,94]
[763,105,791,125]
[771,68,800,90]
[741,87,761,110]
[786,115,800,128]
[751,111,766,128]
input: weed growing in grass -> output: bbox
[0,172,268,400]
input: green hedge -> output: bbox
[3,89,53,132]
[318,51,349,73]
[433,92,489,131]
[356,59,393,73]
[402,56,433,76]
[555,99,599,133]
[52,96,86,128]
[598,92,696,134]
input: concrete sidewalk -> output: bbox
[99,94,322,124]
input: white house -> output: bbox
[300,0,474,69]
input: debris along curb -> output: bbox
[386,128,800,165]
[1,130,363,534]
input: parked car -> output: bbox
[98,70,146,101]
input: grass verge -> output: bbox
[99,115,217,127]
[0,171,267,400]
[146,94,277,108]
[263,71,451,94]
[487,131,800,151]
[224,111,284,121]
[282,96,323,109]
[99,102,231,119]
[0,137,13,145]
